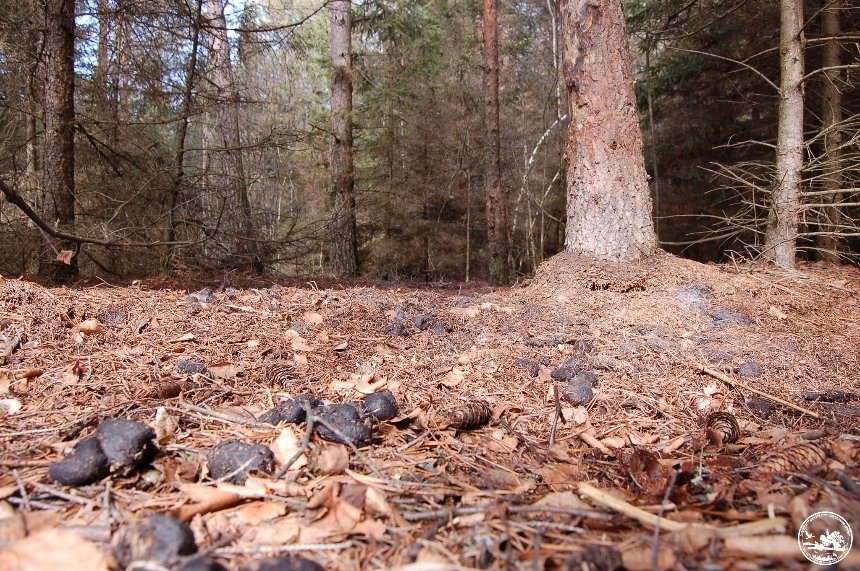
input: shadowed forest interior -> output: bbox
[0,0,858,281]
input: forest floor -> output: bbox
[1,252,859,571]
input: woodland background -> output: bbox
[0,0,858,282]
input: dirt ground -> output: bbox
[1,252,859,571]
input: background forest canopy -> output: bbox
[0,0,858,282]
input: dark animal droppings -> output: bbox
[385,323,409,336]
[551,367,575,380]
[259,393,323,425]
[112,514,197,568]
[242,556,325,571]
[563,379,594,406]
[177,360,207,374]
[362,390,399,421]
[315,404,373,446]
[738,362,763,378]
[414,314,434,330]
[48,437,109,486]
[207,440,275,484]
[179,557,228,571]
[95,419,157,467]
[514,358,540,377]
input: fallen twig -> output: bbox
[697,364,821,419]
[578,483,787,538]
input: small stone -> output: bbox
[362,391,398,421]
[550,367,575,380]
[177,360,207,374]
[413,314,434,330]
[112,514,197,569]
[738,362,763,378]
[514,358,540,377]
[258,394,323,425]
[242,556,325,571]
[48,437,109,486]
[208,440,275,483]
[96,419,157,467]
[563,379,594,406]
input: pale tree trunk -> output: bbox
[765,0,804,268]
[560,0,657,261]
[483,0,510,285]
[94,0,110,106]
[816,0,843,261]
[42,0,78,281]
[329,0,358,277]
[205,0,260,271]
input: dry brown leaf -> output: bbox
[831,439,858,465]
[354,374,387,394]
[271,426,307,470]
[293,353,308,366]
[55,250,75,264]
[242,518,301,546]
[298,495,362,544]
[621,545,678,570]
[153,406,179,444]
[230,500,287,525]
[60,361,82,385]
[439,367,466,388]
[314,445,349,475]
[0,529,110,571]
[531,491,591,511]
[364,486,393,518]
[353,518,388,541]
[0,398,22,416]
[316,330,330,343]
[74,318,103,335]
[768,305,788,320]
[286,330,313,352]
[208,362,242,379]
[303,311,324,325]
[174,483,242,521]
[170,333,195,342]
[333,340,349,351]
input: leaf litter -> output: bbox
[0,253,859,569]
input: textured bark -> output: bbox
[43,0,78,281]
[560,0,657,261]
[483,0,510,285]
[329,0,358,277]
[205,0,259,271]
[94,0,110,105]
[765,0,804,268]
[816,0,843,261]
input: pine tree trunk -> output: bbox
[329,0,358,277]
[765,0,804,268]
[43,0,77,281]
[560,0,657,261]
[483,0,510,285]
[816,0,843,262]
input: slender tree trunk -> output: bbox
[816,0,843,261]
[163,0,203,261]
[116,17,131,125]
[559,0,657,261]
[765,0,804,268]
[329,0,358,277]
[42,0,77,281]
[204,0,259,271]
[483,0,510,285]
[94,0,110,106]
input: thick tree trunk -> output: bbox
[560,0,657,261]
[42,0,78,281]
[329,0,358,277]
[816,0,843,261]
[205,0,260,271]
[482,0,510,285]
[765,0,804,268]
